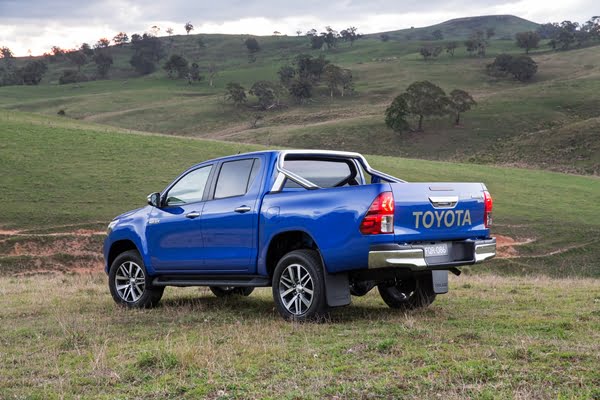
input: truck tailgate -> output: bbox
[390,182,488,242]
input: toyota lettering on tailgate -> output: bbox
[412,209,472,229]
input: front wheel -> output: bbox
[272,249,326,321]
[209,286,254,297]
[377,275,436,311]
[108,250,164,308]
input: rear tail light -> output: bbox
[360,192,395,235]
[483,190,493,228]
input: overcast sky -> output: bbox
[0,0,595,56]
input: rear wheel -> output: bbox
[108,250,164,308]
[209,286,254,297]
[272,249,326,321]
[377,275,436,310]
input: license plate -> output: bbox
[423,243,448,257]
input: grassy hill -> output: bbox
[376,15,540,40]
[1,22,599,175]
[0,110,599,398]
[1,110,598,278]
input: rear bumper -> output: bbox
[368,238,496,271]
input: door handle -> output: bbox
[186,211,201,219]
[234,205,251,213]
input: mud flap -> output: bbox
[432,270,449,294]
[323,271,351,307]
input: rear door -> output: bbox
[200,157,264,273]
[390,182,488,242]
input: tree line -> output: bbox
[223,54,354,114]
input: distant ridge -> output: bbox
[372,14,540,40]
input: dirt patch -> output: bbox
[9,237,99,258]
[494,234,536,258]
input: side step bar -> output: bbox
[152,274,271,288]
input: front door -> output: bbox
[146,164,213,271]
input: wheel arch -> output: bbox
[265,230,321,279]
[107,240,140,271]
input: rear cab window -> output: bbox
[282,158,362,189]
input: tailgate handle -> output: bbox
[429,196,458,208]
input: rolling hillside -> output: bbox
[1,110,598,278]
[375,15,540,40]
[0,15,598,176]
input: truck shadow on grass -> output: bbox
[158,293,426,323]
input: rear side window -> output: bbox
[283,159,353,188]
[214,158,261,199]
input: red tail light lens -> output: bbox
[483,190,493,228]
[360,192,395,234]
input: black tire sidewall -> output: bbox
[108,250,164,308]
[272,249,326,321]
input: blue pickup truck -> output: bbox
[104,150,496,320]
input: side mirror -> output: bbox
[147,192,161,207]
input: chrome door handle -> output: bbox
[186,211,201,219]
[234,206,251,213]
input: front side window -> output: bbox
[214,159,261,199]
[166,165,212,206]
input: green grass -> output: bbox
[1,110,598,278]
[0,274,598,398]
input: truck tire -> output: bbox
[377,276,436,310]
[108,250,164,308]
[209,286,254,297]
[272,249,327,321]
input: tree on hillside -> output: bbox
[95,38,110,49]
[245,37,260,53]
[80,43,94,56]
[340,26,359,46]
[448,89,476,126]
[207,63,218,86]
[288,78,313,103]
[380,33,390,42]
[50,46,65,62]
[487,54,537,82]
[323,64,343,97]
[93,51,113,78]
[224,82,247,106]
[21,60,47,85]
[113,32,129,46]
[277,65,296,87]
[185,22,194,35]
[384,94,410,133]
[131,33,142,43]
[166,27,174,36]
[445,41,457,56]
[464,39,477,56]
[129,34,164,75]
[402,81,449,131]
[189,63,203,82]
[420,46,442,60]
[1,46,14,60]
[163,54,189,78]
[59,69,88,84]
[296,30,303,37]
[295,54,329,82]
[320,26,339,49]
[249,81,285,110]
[486,28,495,40]
[508,55,538,81]
[515,31,540,53]
[339,68,354,97]
[536,22,561,39]
[309,35,325,49]
[432,29,444,40]
[66,51,87,71]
